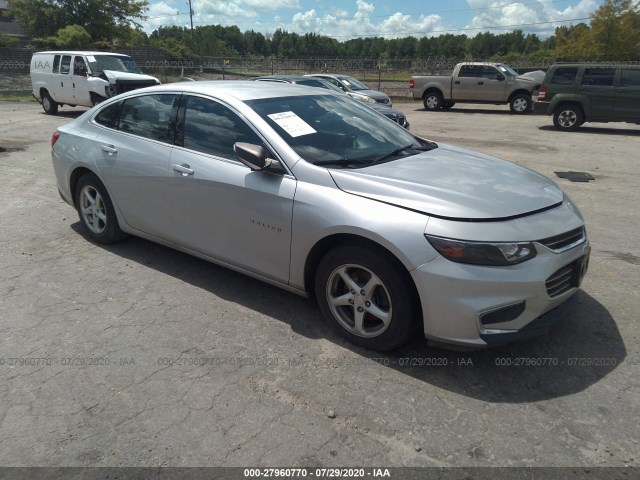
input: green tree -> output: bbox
[7,0,148,42]
[50,24,91,48]
[590,0,640,60]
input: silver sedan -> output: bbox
[51,81,590,350]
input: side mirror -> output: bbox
[496,74,505,81]
[234,142,283,172]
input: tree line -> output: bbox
[3,0,639,62]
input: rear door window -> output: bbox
[94,102,121,129]
[550,67,578,85]
[118,94,177,143]
[59,55,71,75]
[581,68,615,87]
[53,55,60,74]
[458,65,478,77]
[621,69,640,87]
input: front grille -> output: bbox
[538,227,585,252]
[115,80,158,94]
[545,256,588,298]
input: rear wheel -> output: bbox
[423,91,443,111]
[315,245,419,351]
[75,173,127,243]
[553,105,584,131]
[41,90,58,115]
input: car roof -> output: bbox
[33,51,131,57]
[253,75,310,82]
[131,81,334,102]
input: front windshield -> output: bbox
[87,55,143,76]
[497,64,518,77]
[339,76,370,91]
[246,94,435,168]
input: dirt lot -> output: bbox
[0,100,638,475]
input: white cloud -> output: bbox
[290,0,445,39]
[466,0,598,36]
[141,0,301,33]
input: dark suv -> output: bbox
[533,63,640,130]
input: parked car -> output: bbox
[51,81,589,351]
[253,75,408,128]
[409,62,542,114]
[533,63,640,130]
[30,50,160,114]
[306,74,392,106]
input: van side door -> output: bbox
[58,54,74,104]
[69,55,91,106]
[613,68,640,122]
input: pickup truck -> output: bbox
[409,62,544,114]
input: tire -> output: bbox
[553,105,584,131]
[41,90,58,115]
[75,173,127,244]
[423,91,443,111]
[509,93,532,114]
[315,244,419,351]
[90,92,105,107]
[442,101,455,110]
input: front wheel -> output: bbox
[41,91,58,115]
[553,105,584,131]
[75,173,127,243]
[423,91,443,111]
[315,245,419,351]
[509,93,532,114]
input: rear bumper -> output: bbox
[533,101,551,115]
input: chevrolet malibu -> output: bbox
[51,82,590,351]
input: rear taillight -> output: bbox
[538,86,548,101]
[51,131,60,147]
[409,79,415,89]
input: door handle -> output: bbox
[454,80,460,84]
[101,145,117,155]
[172,163,194,176]
[478,81,484,85]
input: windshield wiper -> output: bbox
[371,144,432,165]
[313,158,369,168]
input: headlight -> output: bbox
[425,235,537,266]
[361,95,376,104]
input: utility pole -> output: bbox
[188,0,195,49]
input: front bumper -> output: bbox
[411,238,589,347]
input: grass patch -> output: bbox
[0,92,36,102]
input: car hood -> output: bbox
[516,70,545,85]
[103,70,159,83]
[328,143,563,220]
[352,89,389,101]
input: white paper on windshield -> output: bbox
[86,55,96,62]
[267,111,316,137]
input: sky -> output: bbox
[141,0,604,39]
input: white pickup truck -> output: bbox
[409,62,544,114]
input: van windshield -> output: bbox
[87,55,143,76]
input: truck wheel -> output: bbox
[41,91,58,115]
[553,105,584,131]
[509,93,532,114]
[442,101,455,110]
[423,92,443,111]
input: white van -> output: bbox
[30,51,160,114]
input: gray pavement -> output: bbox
[0,101,638,469]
